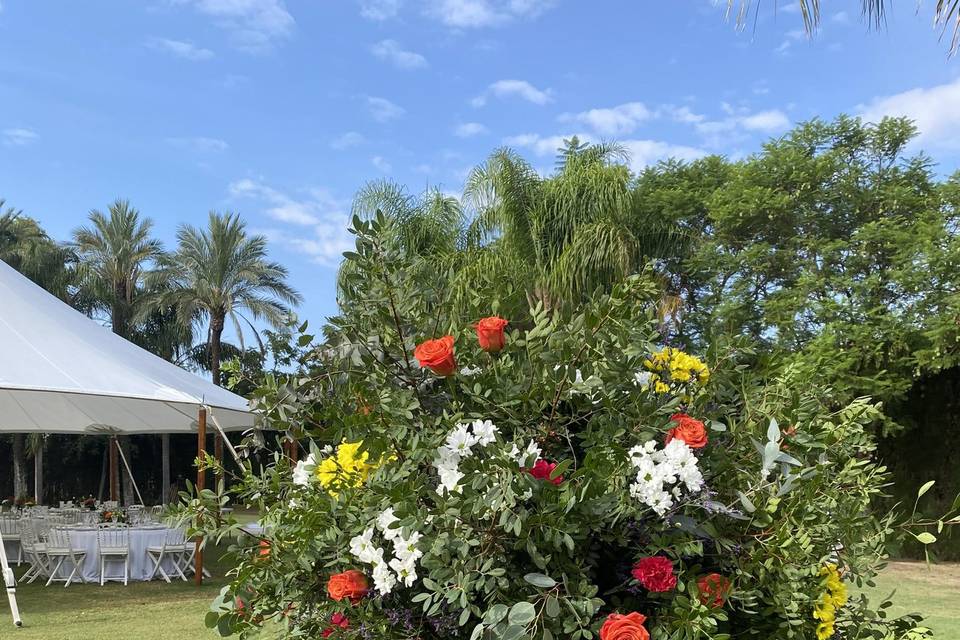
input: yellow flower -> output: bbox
[816,621,835,640]
[814,598,836,622]
[654,381,670,394]
[315,440,383,496]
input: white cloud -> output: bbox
[371,39,428,69]
[230,178,353,265]
[166,136,229,152]
[146,37,214,60]
[738,109,791,132]
[371,155,393,172]
[832,11,850,23]
[691,105,790,146]
[563,102,653,136]
[359,0,401,20]
[170,0,294,52]
[858,77,960,149]
[366,96,405,122]
[425,0,554,28]
[473,79,553,107]
[330,131,366,150]
[504,131,707,172]
[454,122,488,137]
[2,128,38,146]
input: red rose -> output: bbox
[321,612,350,637]
[631,556,677,592]
[665,413,708,449]
[326,570,369,604]
[697,573,732,608]
[257,540,271,559]
[599,612,650,640]
[475,316,509,352]
[414,335,457,376]
[526,459,563,485]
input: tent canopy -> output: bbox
[0,259,253,434]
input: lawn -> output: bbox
[2,559,957,638]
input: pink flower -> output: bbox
[631,556,677,592]
[321,612,349,637]
[526,459,563,485]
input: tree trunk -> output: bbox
[97,442,108,501]
[12,434,28,499]
[161,434,170,504]
[211,312,225,476]
[118,435,136,505]
[34,445,43,504]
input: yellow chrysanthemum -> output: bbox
[654,381,670,394]
[816,621,835,640]
[643,347,710,391]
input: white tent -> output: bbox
[0,259,252,434]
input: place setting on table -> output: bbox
[0,502,198,587]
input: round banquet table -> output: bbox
[52,526,182,583]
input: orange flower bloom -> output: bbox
[414,335,456,376]
[474,316,509,352]
[697,573,732,608]
[599,612,650,640]
[665,413,708,449]
[327,570,369,605]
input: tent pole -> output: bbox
[195,407,206,586]
[0,524,22,627]
[161,434,170,505]
[109,437,119,503]
[115,440,145,505]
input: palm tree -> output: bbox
[460,138,687,316]
[159,212,302,387]
[72,200,165,338]
[72,200,165,504]
[726,0,960,55]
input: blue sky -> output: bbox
[2,0,959,328]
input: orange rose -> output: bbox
[599,612,650,640]
[474,316,509,352]
[327,570,369,605]
[257,540,271,559]
[414,335,456,376]
[665,413,708,449]
[697,573,732,608]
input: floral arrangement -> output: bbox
[100,509,126,524]
[188,218,940,640]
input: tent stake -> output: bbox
[195,407,206,586]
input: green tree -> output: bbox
[159,212,302,387]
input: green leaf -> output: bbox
[545,596,560,618]
[508,601,536,626]
[767,418,780,443]
[502,625,528,640]
[737,491,756,513]
[459,608,472,626]
[524,573,557,588]
[917,480,936,498]
[486,604,509,624]
[914,532,937,545]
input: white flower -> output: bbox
[634,370,653,388]
[377,508,400,540]
[349,527,382,564]
[393,532,423,563]
[388,555,419,587]
[471,419,499,447]
[372,561,397,595]
[460,365,482,376]
[321,445,334,455]
[437,466,464,495]
[291,453,316,486]
[628,438,702,515]
[445,423,478,458]
[510,440,541,467]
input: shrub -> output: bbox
[188,214,938,640]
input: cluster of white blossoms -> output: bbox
[507,439,541,467]
[628,439,704,516]
[291,445,334,487]
[433,419,499,495]
[349,508,423,595]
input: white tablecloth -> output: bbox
[52,526,181,583]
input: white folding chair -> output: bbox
[18,522,48,584]
[0,516,21,566]
[44,527,87,587]
[97,524,130,586]
[147,528,188,582]
[171,531,210,580]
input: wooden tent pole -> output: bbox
[109,437,119,503]
[195,407,206,586]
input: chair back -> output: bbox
[97,524,129,550]
[165,527,188,546]
[101,501,119,510]
[0,514,19,535]
[79,511,99,525]
[47,526,74,550]
[19,522,40,551]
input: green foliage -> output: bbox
[183,213,933,640]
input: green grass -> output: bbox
[860,561,960,638]
[2,556,958,638]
